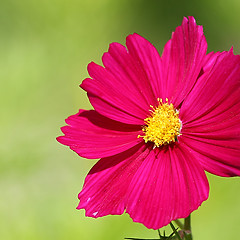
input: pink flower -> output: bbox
[57,16,240,229]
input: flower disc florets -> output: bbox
[140,98,181,147]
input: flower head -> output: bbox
[57,16,240,229]
[139,98,182,147]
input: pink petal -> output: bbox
[57,110,142,159]
[181,132,240,177]
[77,144,150,217]
[102,42,156,105]
[86,92,144,125]
[77,143,208,229]
[201,51,222,73]
[179,49,240,176]
[180,49,240,124]
[161,16,207,108]
[126,33,163,101]
[81,39,159,124]
[126,144,209,229]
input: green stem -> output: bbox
[184,215,191,232]
[183,215,193,240]
[174,219,184,229]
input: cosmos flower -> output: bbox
[57,16,240,229]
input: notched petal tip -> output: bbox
[126,32,146,42]
[229,46,234,53]
[87,61,97,71]
[56,136,64,144]
[108,41,128,55]
[188,16,196,23]
[182,16,197,25]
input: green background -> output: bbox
[1,0,239,239]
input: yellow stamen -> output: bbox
[138,98,181,147]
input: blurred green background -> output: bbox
[1,0,239,239]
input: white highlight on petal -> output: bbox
[92,211,98,216]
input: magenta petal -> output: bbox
[57,110,142,159]
[126,33,163,101]
[77,144,149,217]
[77,143,209,228]
[126,144,209,229]
[201,51,222,73]
[81,38,161,124]
[179,49,240,177]
[161,16,207,107]
[180,50,240,124]
[181,134,240,177]
[81,70,146,125]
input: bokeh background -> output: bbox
[1,0,240,239]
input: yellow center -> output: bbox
[139,98,181,147]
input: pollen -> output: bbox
[139,98,181,147]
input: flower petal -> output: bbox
[161,16,207,108]
[180,49,240,125]
[179,49,240,176]
[201,51,222,73]
[57,110,142,159]
[81,38,160,124]
[126,144,209,229]
[77,144,149,217]
[126,33,163,100]
[181,131,240,177]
